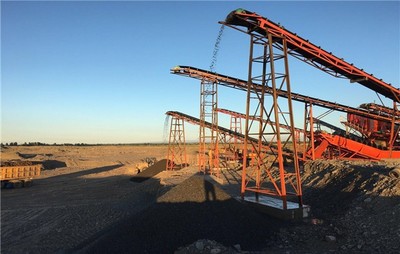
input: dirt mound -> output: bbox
[16,152,37,159]
[42,160,67,170]
[0,160,38,166]
[268,159,400,253]
[130,159,168,183]
[82,174,279,253]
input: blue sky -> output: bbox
[1,1,399,144]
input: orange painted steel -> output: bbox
[166,111,246,143]
[217,107,305,159]
[360,103,400,118]
[222,9,400,156]
[165,111,250,169]
[216,108,305,137]
[166,116,187,171]
[172,66,400,159]
[171,66,395,124]
[166,111,281,151]
[165,111,299,165]
[222,9,400,103]
[169,9,399,210]
[223,8,400,151]
[199,79,219,176]
[312,132,400,160]
[238,31,302,209]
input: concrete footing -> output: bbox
[241,196,311,220]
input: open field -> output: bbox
[1,145,400,253]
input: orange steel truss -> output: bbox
[238,31,302,209]
[222,8,399,161]
[171,67,394,128]
[199,79,219,176]
[166,116,187,171]
[217,108,304,140]
[169,7,399,173]
[222,9,400,103]
[171,66,399,161]
[229,112,243,160]
[166,110,247,154]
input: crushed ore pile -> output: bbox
[80,174,280,254]
[175,239,241,254]
[297,160,400,253]
[79,160,400,254]
[263,159,400,254]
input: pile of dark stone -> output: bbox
[175,239,240,254]
[81,174,279,253]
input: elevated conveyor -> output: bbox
[222,9,400,103]
[171,66,396,123]
[166,111,293,155]
[216,108,305,135]
[167,111,247,144]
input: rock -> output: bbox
[210,248,221,254]
[364,197,372,203]
[195,241,204,250]
[325,235,336,242]
[233,244,241,251]
[334,227,342,236]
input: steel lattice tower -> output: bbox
[166,116,187,171]
[199,79,219,175]
[239,31,303,209]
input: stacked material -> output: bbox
[83,174,278,253]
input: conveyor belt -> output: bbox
[166,111,246,141]
[222,9,400,102]
[166,111,279,149]
[359,103,400,118]
[171,66,397,123]
[216,108,304,134]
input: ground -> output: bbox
[1,145,399,253]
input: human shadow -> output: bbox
[204,178,216,201]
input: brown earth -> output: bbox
[1,145,399,253]
[0,145,197,253]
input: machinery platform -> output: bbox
[242,196,310,220]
